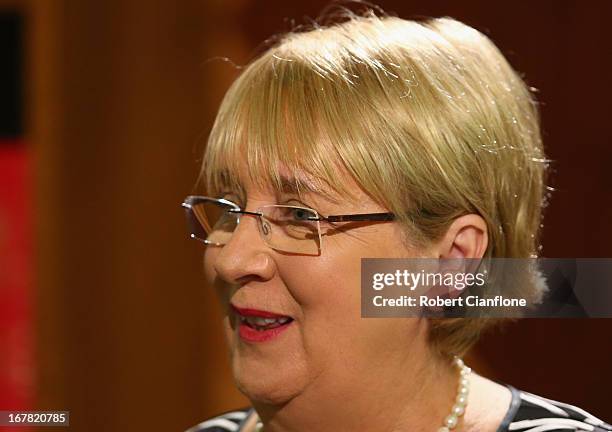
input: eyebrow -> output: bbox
[278,175,341,204]
[212,169,340,204]
[278,175,318,194]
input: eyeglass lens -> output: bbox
[185,201,321,254]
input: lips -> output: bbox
[231,304,294,343]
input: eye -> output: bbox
[290,207,316,221]
[281,200,319,219]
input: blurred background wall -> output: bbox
[0,0,610,431]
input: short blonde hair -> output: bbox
[200,11,548,358]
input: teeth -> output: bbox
[241,315,292,329]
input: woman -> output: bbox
[182,11,611,432]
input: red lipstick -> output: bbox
[232,306,288,318]
[231,304,294,343]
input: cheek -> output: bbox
[278,250,364,357]
[282,230,398,309]
[280,251,362,310]
[279,237,422,367]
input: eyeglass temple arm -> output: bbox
[322,213,395,222]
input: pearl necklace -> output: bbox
[254,356,471,432]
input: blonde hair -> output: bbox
[200,11,548,358]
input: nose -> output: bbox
[212,211,276,285]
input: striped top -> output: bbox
[186,385,611,432]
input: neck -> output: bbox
[253,340,462,432]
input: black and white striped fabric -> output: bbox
[186,385,611,432]
[185,409,249,432]
[501,386,611,432]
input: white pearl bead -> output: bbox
[460,367,472,376]
[452,403,465,416]
[445,414,458,429]
[438,358,469,432]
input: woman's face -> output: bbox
[203,166,432,405]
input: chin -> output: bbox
[231,352,307,405]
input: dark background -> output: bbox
[0,12,22,137]
[0,1,610,431]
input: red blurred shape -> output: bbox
[0,140,34,417]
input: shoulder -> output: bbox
[500,385,612,432]
[185,408,251,432]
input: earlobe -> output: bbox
[438,214,488,260]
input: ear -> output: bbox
[435,214,489,260]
